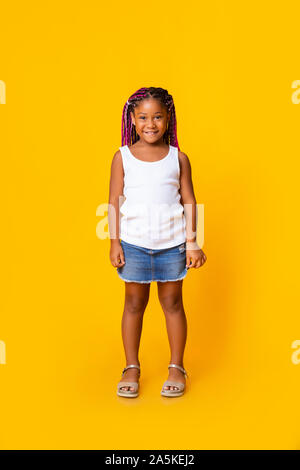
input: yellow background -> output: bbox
[1,0,300,450]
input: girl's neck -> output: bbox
[131,137,167,150]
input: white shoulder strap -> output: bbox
[119,145,131,173]
[171,145,180,178]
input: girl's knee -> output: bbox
[159,295,183,314]
[125,295,149,314]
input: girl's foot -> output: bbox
[163,366,186,391]
[119,366,140,392]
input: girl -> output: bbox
[108,87,207,398]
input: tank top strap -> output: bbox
[119,145,131,173]
[170,145,180,178]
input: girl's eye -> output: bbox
[139,116,162,120]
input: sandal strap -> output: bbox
[168,363,188,378]
[122,364,141,375]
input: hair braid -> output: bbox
[121,87,180,150]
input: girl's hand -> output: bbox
[110,242,126,268]
[186,247,207,269]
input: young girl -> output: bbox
[108,87,207,398]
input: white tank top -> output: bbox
[119,144,186,249]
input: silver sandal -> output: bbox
[161,363,188,397]
[117,364,140,398]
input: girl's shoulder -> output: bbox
[177,150,192,173]
[110,148,125,173]
[177,148,188,159]
[177,149,190,163]
[112,148,123,161]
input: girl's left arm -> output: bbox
[179,151,207,268]
[178,151,198,243]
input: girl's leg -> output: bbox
[157,279,187,391]
[120,281,150,391]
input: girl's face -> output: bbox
[130,98,170,144]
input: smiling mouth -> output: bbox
[144,131,158,135]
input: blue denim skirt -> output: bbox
[117,240,189,283]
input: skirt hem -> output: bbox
[117,270,188,283]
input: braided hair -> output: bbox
[121,87,180,150]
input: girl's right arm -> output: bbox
[108,150,125,268]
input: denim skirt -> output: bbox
[117,239,189,283]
